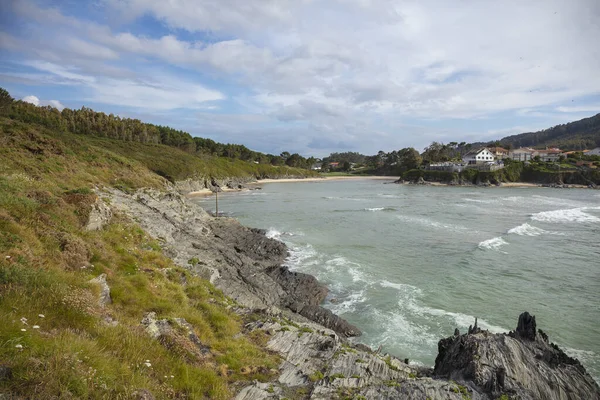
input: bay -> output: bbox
[192,180,600,382]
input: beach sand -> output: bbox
[186,176,399,197]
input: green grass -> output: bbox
[0,117,282,398]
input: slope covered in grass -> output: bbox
[0,117,281,398]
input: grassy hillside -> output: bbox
[0,117,284,398]
[498,113,600,150]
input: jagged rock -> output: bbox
[268,267,328,306]
[238,319,470,400]
[515,311,536,340]
[468,317,481,334]
[288,303,361,337]
[88,273,111,306]
[109,188,359,336]
[434,312,600,400]
[85,196,112,231]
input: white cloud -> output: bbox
[21,95,65,111]
[22,95,39,106]
[47,100,65,111]
[3,0,600,154]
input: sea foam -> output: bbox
[531,207,600,224]
[478,237,508,251]
[508,223,547,236]
[364,207,396,212]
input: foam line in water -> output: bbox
[396,215,471,233]
[531,207,600,223]
[364,207,396,212]
[478,237,508,251]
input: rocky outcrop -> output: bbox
[237,313,474,400]
[102,188,599,399]
[85,196,112,231]
[140,312,211,359]
[88,273,111,306]
[434,312,600,400]
[237,311,600,399]
[107,188,360,336]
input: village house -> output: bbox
[587,147,600,156]
[508,148,535,162]
[487,146,509,159]
[462,148,495,164]
[533,148,564,162]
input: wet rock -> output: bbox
[88,273,111,306]
[515,311,536,340]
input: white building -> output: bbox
[587,147,600,156]
[462,148,495,164]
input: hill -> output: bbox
[498,113,600,150]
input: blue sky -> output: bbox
[1,0,599,157]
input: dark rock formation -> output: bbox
[288,302,361,337]
[434,312,600,400]
[110,188,361,336]
[515,311,536,340]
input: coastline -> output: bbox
[186,175,399,197]
[186,176,596,198]
[123,187,600,399]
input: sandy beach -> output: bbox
[186,176,399,197]
[249,175,399,184]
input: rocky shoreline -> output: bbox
[393,176,598,189]
[100,187,599,399]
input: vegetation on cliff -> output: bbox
[1,87,319,171]
[0,116,284,398]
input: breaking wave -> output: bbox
[508,223,547,236]
[531,207,600,224]
[478,237,508,252]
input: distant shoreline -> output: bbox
[186,176,596,197]
[186,175,398,197]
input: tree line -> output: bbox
[0,88,316,169]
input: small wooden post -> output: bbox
[215,188,219,217]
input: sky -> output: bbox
[1,0,599,157]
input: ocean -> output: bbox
[191,179,600,382]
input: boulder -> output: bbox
[85,197,112,231]
[88,273,111,306]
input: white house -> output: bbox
[587,147,600,156]
[509,148,535,162]
[462,148,495,164]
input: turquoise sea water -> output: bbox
[192,180,600,382]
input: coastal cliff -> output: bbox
[106,187,600,399]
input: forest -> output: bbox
[0,88,316,170]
